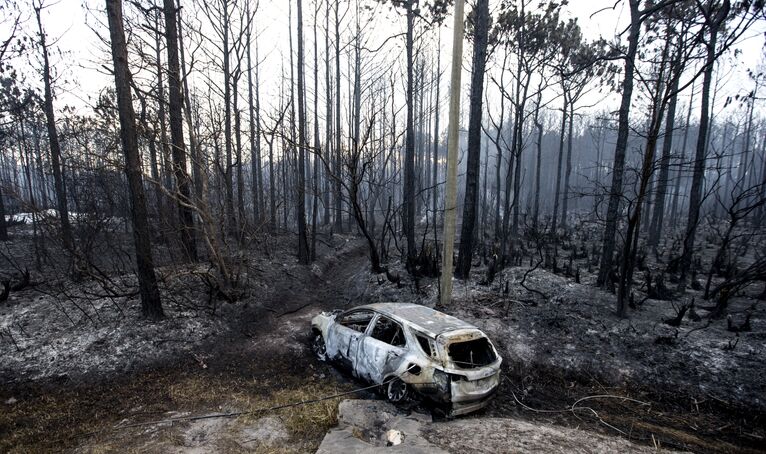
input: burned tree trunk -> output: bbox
[597,0,640,287]
[247,2,262,225]
[0,185,7,241]
[648,54,681,248]
[105,0,163,319]
[561,102,575,230]
[296,0,310,264]
[163,0,197,261]
[334,1,343,233]
[679,1,730,289]
[552,93,568,232]
[34,4,73,251]
[455,0,489,280]
[176,0,203,206]
[404,1,417,267]
[533,91,543,230]
[222,2,235,236]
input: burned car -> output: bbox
[311,303,502,415]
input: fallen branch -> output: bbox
[519,262,548,301]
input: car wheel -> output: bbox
[311,332,327,361]
[386,377,409,403]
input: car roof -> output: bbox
[354,303,477,338]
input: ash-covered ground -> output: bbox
[0,230,362,386]
[350,219,765,452]
[1,219,764,453]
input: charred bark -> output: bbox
[105,0,163,319]
[163,0,197,261]
[455,0,489,280]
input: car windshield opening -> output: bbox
[447,337,496,368]
[338,311,374,333]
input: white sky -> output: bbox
[5,0,766,124]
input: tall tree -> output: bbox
[678,0,731,288]
[648,29,687,248]
[615,19,676,317]
[163,0,197,261]
[597,0,687,286]
[105,0,163,319]
[176,0,203,206]
[311,0,320,260]
[247,1,263,225]
[455,0,489,279]
[200,0,236,235]
[404,0,417,267]
[34,2,73,251]
[323,0,332,227]
[334,0,343,232]
[385,0,449,269]
[296,0,310,264]
[431,37,441,216]
[596,0,642,286]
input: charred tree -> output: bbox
[597,0,641,287]
[105,0,163,319]
[679,0,730,289]
[404,1,417,267]
[34,3,73,251]
[163,0,197,261]
[455,0,489,280]
[296,0,310,264]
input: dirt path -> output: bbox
[195,239,372,376]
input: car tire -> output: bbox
[311,332,327,361]
[386,377,409,403]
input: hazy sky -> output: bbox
[5,0,766,121]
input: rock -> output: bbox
[316,399,446,453]
[317,400,683,454]
[5,397,17,405]
[423,417,682,454]
[181,418,228,447]
[239,416,289,447]
[385,429,404,446]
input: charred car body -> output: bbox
[311,303,502,415]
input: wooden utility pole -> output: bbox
[440,0,465,306]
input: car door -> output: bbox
[356,315,408,384]
[327,310,374,374]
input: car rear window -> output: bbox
[448,337,496,368]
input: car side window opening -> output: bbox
[338,311,374,333]
[415,333,435,358]
[370,316,406,347]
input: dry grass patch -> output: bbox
[1,368,356,453]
